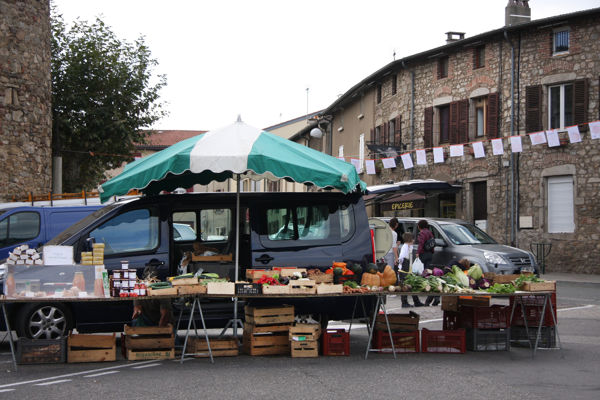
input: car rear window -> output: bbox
[441,223,496,245]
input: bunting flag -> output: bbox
[472,141,485,158]
[381,157,396,168]
[416,149,427,165]
[492,138,504,155]
[365,159,376,175]
[567,125,581,143]
[546,129,560,147]
[401,153,414,169]
[449,144,464,157]
[529,131,546,145]
[510,136,523,153]
[433,147,444,163]
[337,156,345,162]
[590,121,600,139]
[350,158,361,173]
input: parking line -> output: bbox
[132,363,161,369]
[0,389,15,393]
[84,370,120,378]
[34,379,72,386]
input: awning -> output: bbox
[366,179,461,194]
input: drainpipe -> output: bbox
[402,61,416,180]
[504,30,516,246]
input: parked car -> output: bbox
[377,217,538,274]
[3,192,374,338]
[0,205,104,262]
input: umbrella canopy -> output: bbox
[100,118,366,202]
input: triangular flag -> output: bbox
[350,158,361,173]
[381,157,396,168]
[401,153,414,169]
[472,142,485,158]
[590,121,600,139]
[566,125,581,143]
[529,131,547,145]
[416,149,427,165]
[546,129,560,147]
[510,136,522,153]
[365,159,376,175]
[449,144,464,157]
[337,156,345,162]
[433,147,444,163]
[491,138,504,155]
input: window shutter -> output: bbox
[458,99,469,143]
[486,92,499,138]
[395,116,402,148]
[472,48,477,70]
[573,79,588,125]
[549,31,554,55]
[424,107,433,148]
[525,85,543,133]
[449,101,459,144]
[370,128,374,143]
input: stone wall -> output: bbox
[0,0,52,201]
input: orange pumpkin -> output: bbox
[379,265,397,287]
[361,272,381,287]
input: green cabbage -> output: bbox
[467,264,483,281]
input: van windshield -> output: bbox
[440,223,497,245]
[46,204,121,245]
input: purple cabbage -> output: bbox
[477,278,491,289]
[422,268,433,277]
[469,277,477,289]
[433,267,444,277]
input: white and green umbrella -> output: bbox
[100,117,365,202]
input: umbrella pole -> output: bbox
[233,174,241,339]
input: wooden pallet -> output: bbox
[291,341,319,358]
[122,325,175,360]
[186,337,239,357]
[245,305,295,325]
[67,333,116,363]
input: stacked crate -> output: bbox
[322,329,350,356]
[373,311,420,353]
[289,324,321,357]
[122,325,175,360]
[443,304,511,351]
[67,333,116,363]
[510,292,557,348]
[243,305,294,356]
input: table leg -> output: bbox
[180,297,196,364]
[532,294,549,358]
[348,296,359,333]
[364,295,381,360]
[546,294,562,353]
[195,297,214,364]
[379,296,397,359]
[2,304,17,371]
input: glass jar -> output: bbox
[73,271,86,292]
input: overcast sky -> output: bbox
[52,0,599,131]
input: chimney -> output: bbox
[445,31,465,44]
[505,0,531,26]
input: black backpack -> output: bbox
[423,237,436,251]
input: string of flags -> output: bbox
[337,121,600,174]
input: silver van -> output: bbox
[379,217,538,274]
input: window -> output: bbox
[553,29,569,55]
[391,74,397,95]
[338,145,344,158]
[473,97,488,137]
[359,133,365,173]
[549,83,573,129]
[267,181,280,192]
[438,56,449,79]
[547,176,574,233]
[89,208,159,255]
[388,120,395,146]
[200,209,231,241]
[439,105,450,143]
[0,212,40,247]
[473,45,485,69]
[172,211,197,242]
[375,126,381,144]
[376,84,382,104]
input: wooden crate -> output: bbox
[206,282,235,295]
[289,280,317,294]
[289,324,321,341]
[276,268,307,277]
[316,284,343,294]
[177,284,207,295]
[262,285,290,295]
[459,296,491,308]
[521,281,556,292]
[191,253,233,262]
[492,274,521,284]
[243,324,291,356]
[147,287,178,296]
[312,274,333,284]
[375,311,420,332]
[17,338,66,364]
[291,341,319,358]
[67,333,116,363]
[123,325,175,360]
[246,269,277,282]
[441,296,459,312]
[171,277,199,286]
[245,305,295,325]
[186,337,239,357]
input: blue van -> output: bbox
[0,205,103,261]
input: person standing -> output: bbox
[416,219,439,306]
[384,218,400,272]
[398,232,425,307]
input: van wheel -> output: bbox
[15,303,73,339]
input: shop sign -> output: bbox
[381,199,424,212]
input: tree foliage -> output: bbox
[51,9,167,191]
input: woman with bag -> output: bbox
[398,232,425,307]
[416,220,439,306]
[384,218,400,272]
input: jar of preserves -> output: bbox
[73,272,86,292]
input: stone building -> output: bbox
[0,0,52,202]
[309,2,600,273]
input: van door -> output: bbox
[0,210,42,259]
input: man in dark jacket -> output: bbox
[417,220,439,306]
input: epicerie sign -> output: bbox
[391,201,414,210]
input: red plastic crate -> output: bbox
[322,329,350,356]
[460,305,510,329]
[510,292,556,307]
[421,328,466,354]
[509,293,557,327]
[373,330,419,353]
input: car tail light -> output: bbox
[370,228,376,263]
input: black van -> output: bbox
[6,192,374,338]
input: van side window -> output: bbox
[267,208,295,240]
[297,205,330,240]
[200,209,231,242]
[0,212,40,246]
[172,212,197,242]
[338,204,355,241]
[89,208,159,255]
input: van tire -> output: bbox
[15,303,73,339]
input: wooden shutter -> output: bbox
[370,128,374,143]
[449,101,459,144]
[424,107,434,148]
[458,99,469,143]
[525,85,543,133]
[486,92,499,138]
[394,116,402,148]
[573,79,588,125]
[382,123,387,146]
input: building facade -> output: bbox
[320,3,600,273]
[0,0,52,201]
